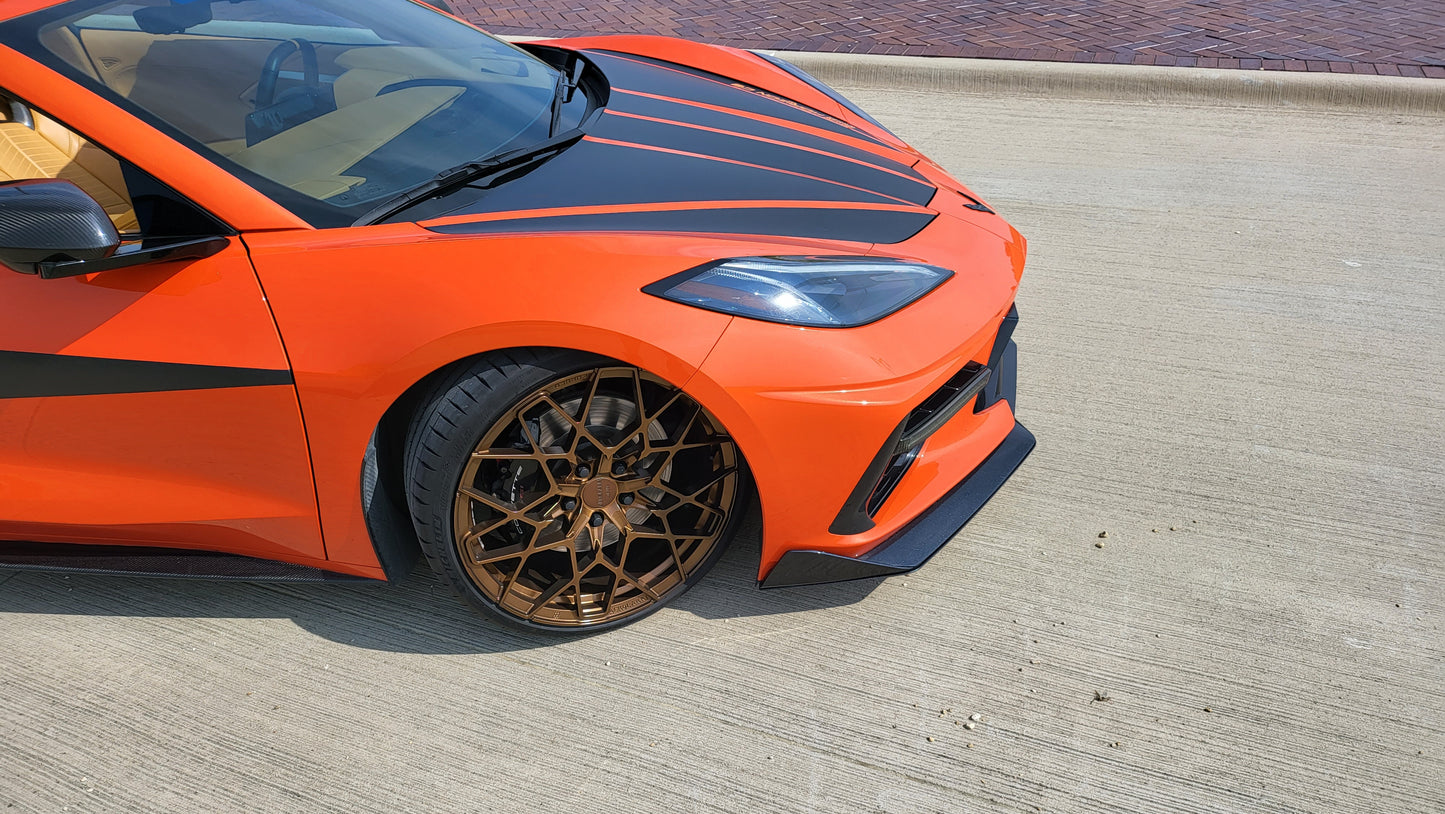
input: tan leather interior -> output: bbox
[332,47,479,108]
[0,111,139,233]
[80,30,276,143]
[77,28,154,97]
[13,30,522,211]
[230,85,462,194]
[330,48,538,106]
[38,25,99,81]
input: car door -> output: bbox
[0,86,325,565]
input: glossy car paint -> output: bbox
[0,4,1025,584]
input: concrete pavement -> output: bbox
[1,69,1442,812]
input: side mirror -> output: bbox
[0,179,120,273]
[0,179,230,279]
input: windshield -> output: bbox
[7,0,568,226]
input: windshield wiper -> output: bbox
[548,52,586,137]
[354,128,585,226]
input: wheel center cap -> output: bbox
[580,477,618,509]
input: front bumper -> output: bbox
[760,421,1033,588]
[680,201,1027,584]
[760,321,1031,588]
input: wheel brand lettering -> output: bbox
[582,478,618,508]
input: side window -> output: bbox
[0,91,227,240]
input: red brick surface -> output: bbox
[451,0,1444,77]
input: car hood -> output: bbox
[418,48,941,246]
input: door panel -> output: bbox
[0,386,319,554]
[0,240,325,562]
[1,238,294,367]
[0,49,327,566]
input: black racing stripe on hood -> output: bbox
[587,51,885,147]
[0,350,292,399]
[428,206,934,244]
[407,139,911,223]
[593,113,934,206]
[613,91,923,180]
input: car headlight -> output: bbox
[643,256,953,328]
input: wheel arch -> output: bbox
[356,342,765,583]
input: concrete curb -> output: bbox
[763,51,1445,115]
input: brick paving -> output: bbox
[451,0,1445,77]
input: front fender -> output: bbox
[243,223,872,572]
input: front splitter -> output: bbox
[759,421,1035,589]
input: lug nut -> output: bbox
[562,498,578,511]
[613,462,628,475]
[620,494,635,506]
[589,512,605,527]
[577,465,591,478]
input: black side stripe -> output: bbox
[429,206,935,244]
[0,351,293,399]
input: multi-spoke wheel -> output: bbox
[404,350,745,631]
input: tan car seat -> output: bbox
[0,107,140,233]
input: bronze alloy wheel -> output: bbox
[437,362,742,628]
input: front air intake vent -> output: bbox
[894,362,989,456]
[829,361,992,535]
[830,306,1020,537]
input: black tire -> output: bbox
[403,349,747,633]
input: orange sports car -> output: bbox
[0,0,1032,631]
